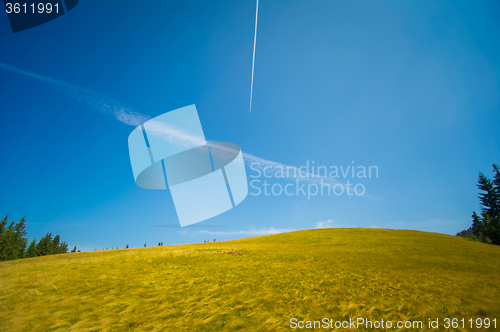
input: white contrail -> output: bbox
[0,62,149,126]
[0,62,344,187]
[249,0,259,113]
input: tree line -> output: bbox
[0,215,76,262]
[457,164,500,245]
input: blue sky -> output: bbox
[0,0,499,251]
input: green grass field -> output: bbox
[1,228,499,331]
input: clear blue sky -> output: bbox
[1,0,499,251]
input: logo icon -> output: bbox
[128,105,248,227]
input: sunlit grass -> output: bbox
[0,228,499,331]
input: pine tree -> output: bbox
[58,240,68,254]
[0,215,7,235]
[36,233,52,256]
[71,246,77,253]
[0,216,71,260]
[26,238,38,257]
[478,172,499,218]
[0,216,28,260]
[0,215,9,261]
[126,244,129,249]
[471,212,483,240]
[2,220,16,260]
[470,164,500,245]
[51,235,60,254]
[14,217,28,258]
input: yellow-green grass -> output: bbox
[0,229,499,331]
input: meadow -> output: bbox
[0,228,499,331]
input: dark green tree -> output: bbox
[36,233,52,256]
[0,216,28,260]
[52,235,60,254]
[0,216,72,260]
[14,217,28,258]
[26,238,38,257]
[0,218,15,260]
[468,164,500,244]
[0,215,9,260]
[59,241,69,254]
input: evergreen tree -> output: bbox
[3,220,16,260]
[4,220,19,260]
[14,217,28,258]
[478,172,499,218]
[26,238,38,257]
[58,240,68,254]
[469,164,500,245]
[36,233,52,256]
[0,216,28,260]
[51,235,60,254]
[0,216,72,260]
[456,227,475,239]
[126,244,129,249]
[0,215,9,260]
[71,246,77,253]
[0,215,7,236]
[471,212,483,240]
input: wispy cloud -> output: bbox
[242,152,342,186]
[315,219,335,229]
[196,227,292,236]
[0,62,149,126]
[0,63,344,187]
[144,120,206,149]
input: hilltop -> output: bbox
[1,228,499,331]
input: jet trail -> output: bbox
[249,0,259,113]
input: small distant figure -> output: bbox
[144,243,146,247]
[214,238,216,242]
[204,240,206,243]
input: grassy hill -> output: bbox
[1,228,499,331]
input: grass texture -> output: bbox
[0,228,499,331]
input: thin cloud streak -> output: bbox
[242,151,342,186]
[1,63,344,187]
[315,219,335,229]
[249,0,259,113]
[197,227,292,236]
[0,62,149,126]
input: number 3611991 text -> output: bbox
[5,3,59,14]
